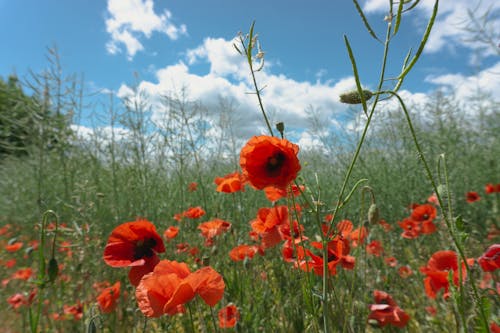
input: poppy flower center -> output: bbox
[133,238,157,260]
[266,152,286,175]
[422,214,429,220]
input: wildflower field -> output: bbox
[0,1,499,332]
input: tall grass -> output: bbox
[0,1,499,332]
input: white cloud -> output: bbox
[105,0,187,59]
[115,37,354,140]
[425,61,500,105]
[362,0,500,56]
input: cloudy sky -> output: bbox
[1,0,498,147]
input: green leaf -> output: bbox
[393,0,405,35]
[352,0,381,42]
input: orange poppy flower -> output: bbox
[164,226,179,240]
[229,245,261,262]
[136,260,224,317]
[250,206,289,249]
[420,250,473,299]
[214,172,246,193]
[5,241,23,252]
[466,191,480,203]
[97,281,120,314]
[103,219,165,286]
[368,290,410,328]
[263,184,304,202]
[187,266,225,307]
[198,219,231,241]
[240,135,301,190]
[478,244,500,272]
[183,206,206,219]
[218,304,240,328]
[306,236,353,276]
[136,260,195,317]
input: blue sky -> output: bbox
[1,0,498,147]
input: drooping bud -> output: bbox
[367,203,380,224]
[47,257,59,283]
[339,89,373,104]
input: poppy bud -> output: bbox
[368,203,379,224]
[339,89,373,104]
[437,184,448,199]
[87,319,97,333]
[276,122,285,136]
[47,257,59,283]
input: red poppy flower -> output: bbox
[103,219,165,285]
[198,219,231,241]
[398,266,413,278]
[368,290,410,328]
[485,183,495,194]
[5,241,23,252]
[12,268,33,280]
[366,240,383,257]
[214,172,246,193]
[384,256,398,267]
[427,192,439,205]
[229,245,261,262]
[218,304,240,328]
[478,244,500,272]
[164,226,179,240]
[411,204,436,222]
[466,191,480,203]
[104,219,165,267]
[378,219,392,232]
[398,218,420,239]
[491,322,500,333]
[183,206,206,219]
[420,250,473,299]
[282,239,307,264]
[135,260,224,317]
[0,224,11,236]
[240,135,301,190]
[188,182,198,192]
[97,281,120,314]
[63,302,84,320]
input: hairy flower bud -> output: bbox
[339,90,373,104]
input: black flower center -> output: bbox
[266,152,286,175]
[133,238,157,260]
